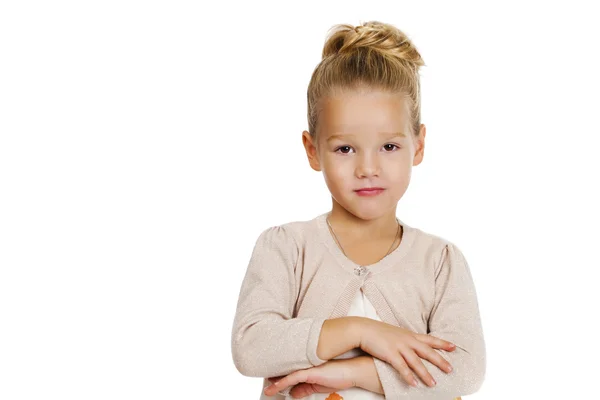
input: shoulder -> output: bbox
[406,224,468,271]
[252,214,321,253]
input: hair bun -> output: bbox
[322,20,424,68]
[306,20,425,140]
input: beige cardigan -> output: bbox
[231,212,486,399]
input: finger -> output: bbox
[290,383,337,398]
[264,370,308,396]
[400,346,437,387]
[414,333,456,351]
[387,351,420,388]
[268,376,285,383]
[413,342,453,374]
[289,383,314,398]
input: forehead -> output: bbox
[319,90,408,137]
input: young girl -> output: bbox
[231,21,486,400]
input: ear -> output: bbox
[302,130,322,171]
[413,124,426,166]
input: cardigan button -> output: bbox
[354,266,367,276]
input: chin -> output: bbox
[340,203,391,220]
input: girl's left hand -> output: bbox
[264,357,361,398]
[269,377,339,399]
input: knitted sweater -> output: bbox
[231,212,486,399]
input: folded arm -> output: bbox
[231,225,331,378]
[372,243,486,398]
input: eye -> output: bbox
[334,146,354,154]
[334,144,401,154]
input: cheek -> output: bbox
[324,168,346,188]
[326,160,353,177]
[390,166,410,183]
[322,159,352,189]
[389,168,412,194]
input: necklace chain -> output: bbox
[326,216,401,263]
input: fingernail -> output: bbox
[412,378,419,387]
[431,378,436,386]
[447,365,453,372]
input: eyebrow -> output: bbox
[326,132,406,142]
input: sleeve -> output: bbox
[372,242,486,398]
[230,225,328,378]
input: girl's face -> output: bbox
[302,89,425,221]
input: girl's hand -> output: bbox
[264,357,360,398]
[268,377,339,399]
[359,319,456,388]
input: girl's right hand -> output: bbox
[358,319,456,388]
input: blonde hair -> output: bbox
[307,21,425,145]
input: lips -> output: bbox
[354,187,385,197]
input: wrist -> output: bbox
[350,316,370,348]
[352,356,384,394]
[317,317,368,361]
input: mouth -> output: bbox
[354,187,385,192]
[354,187,385,196]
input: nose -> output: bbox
[355,152,380,178]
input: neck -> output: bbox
[327,201,399,240]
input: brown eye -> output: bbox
[335,146,353,154]
[384,144,400,151]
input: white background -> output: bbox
[1,1,599,399]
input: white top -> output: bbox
[284,288,386,399]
